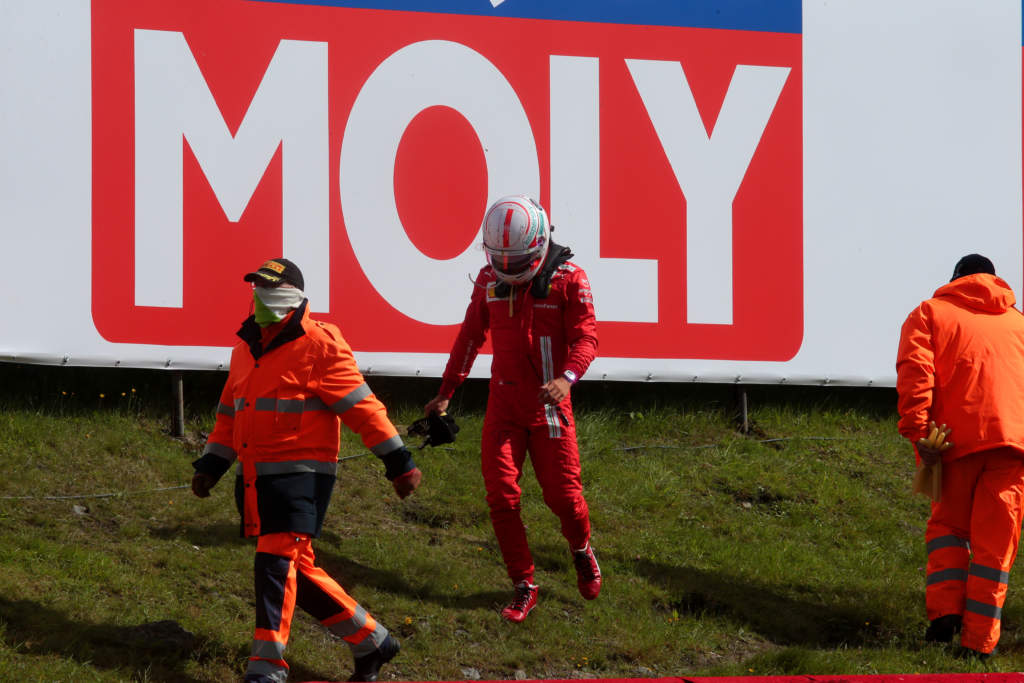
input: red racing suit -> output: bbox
[193,300,409,681]
[439,247,598,584]
[897,273,1024,654]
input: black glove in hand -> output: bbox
[191,472,217,498]
[408,412,460,448]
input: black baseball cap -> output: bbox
[951,254,995,282]
[243,258,304,290]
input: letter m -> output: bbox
[133,30,328,308]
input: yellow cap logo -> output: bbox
[262,260,286,274]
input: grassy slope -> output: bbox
[0,366,1016,681]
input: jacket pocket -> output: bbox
[272,363,314,436]
[275,395,304,434]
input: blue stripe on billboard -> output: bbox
[250,0,802,34]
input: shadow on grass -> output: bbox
[0,597,212,681]
[313,538,511,611]
[149,521,249,547]
[632,557,895,647]
[0,597,338,683]
[153,520,511,612]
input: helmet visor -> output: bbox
[490,252,540,278]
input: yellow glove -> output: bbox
[916,420,952,468]
[912,421,951,502]
[917,421,953,452]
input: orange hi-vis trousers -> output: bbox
[246,533,389,683]
[925,446,1024,654]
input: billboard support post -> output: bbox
[171,371,185,438]
[737,387,750,435]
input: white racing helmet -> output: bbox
[482,195,550,285]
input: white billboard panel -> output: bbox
[0,0,1020,386]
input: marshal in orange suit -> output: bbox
[897,254,1024,658]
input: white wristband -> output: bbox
[562,369,578,384]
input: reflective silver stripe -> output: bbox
[253,460,338,476]
[926,568,967,585]
[251,638,285,660]
[234,397,246,412]
[254,398,277,411]
[540,336,561,439]
[927,535,970,554]
[965,598,1002,620]
[539,335,554,382]
[217,402,235,417]
[331,383,372,413]
[246,397,326,414]
[351,622,389,658]
[276,399,305,414]
[327,605,370,638]
[370,434,404,456]
[328,609,387,658]
[202,441,236,462]
[970,563,1010,584]
[367,623,389,651]
[544,405,561,439]
[304,396,328,411]
[245,658,288,682]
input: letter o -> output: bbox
[340,40,539,325]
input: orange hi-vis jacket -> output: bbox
[193,301,404,537]
[897,273,1024,462]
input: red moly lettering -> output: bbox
[92,0,802,360]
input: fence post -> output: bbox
[171,371,185,438]
[737,387,750,435]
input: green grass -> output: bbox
[0,366,1016,681]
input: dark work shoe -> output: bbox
[349,633,400,682]
[924,614,962,643]
[955,645,996,661]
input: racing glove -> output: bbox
[408,411,460,448]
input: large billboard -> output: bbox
[1,0,1021,385]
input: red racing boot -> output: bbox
[573,543,602,600]
[501,581,539,623]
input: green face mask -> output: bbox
[253,291,284,327]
